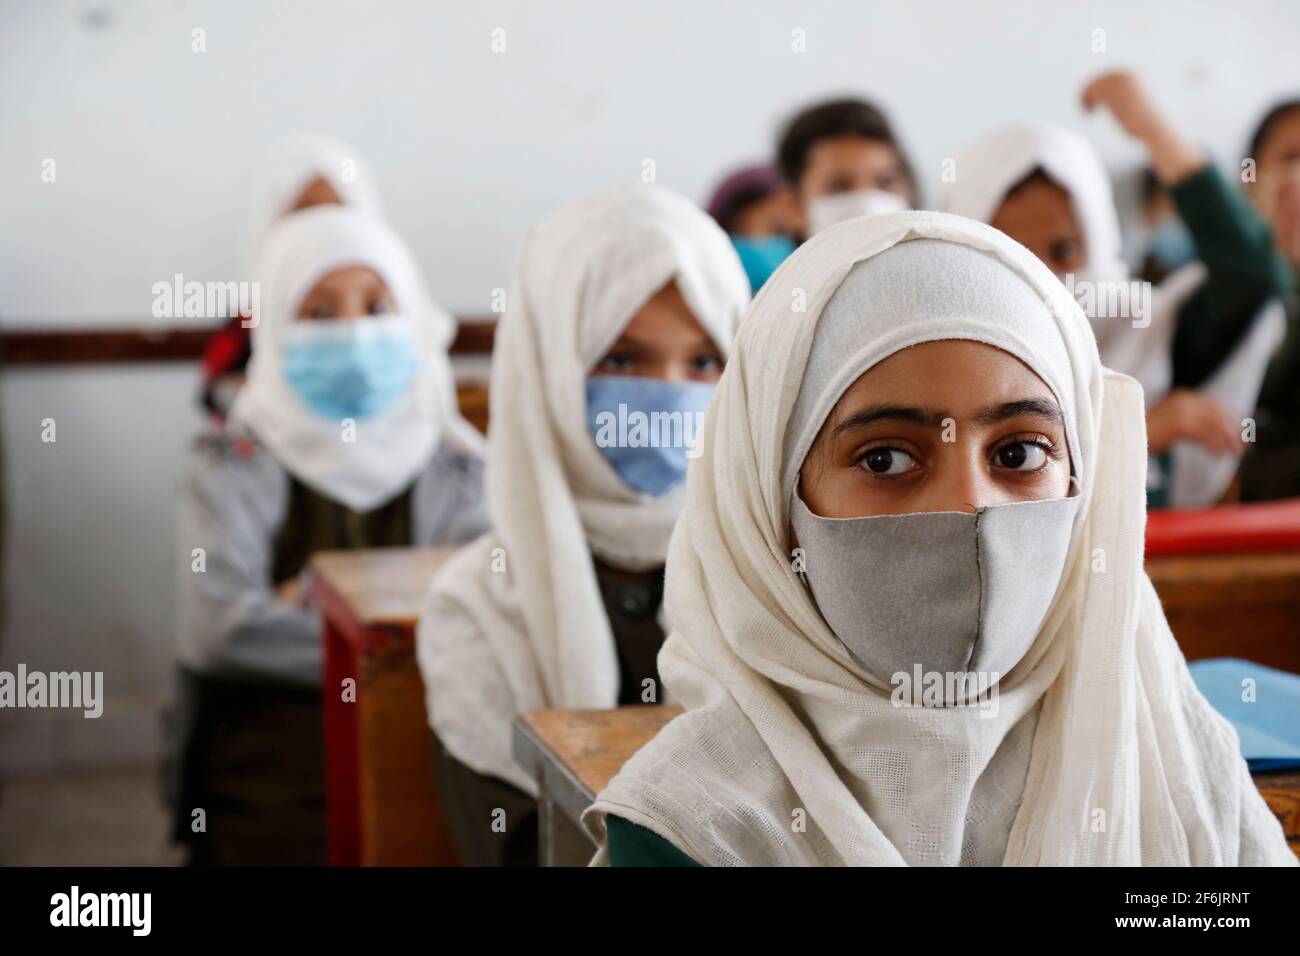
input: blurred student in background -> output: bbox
[777,97,917,238]
[170,207,488,865]
[946,71,1293,508]
[200,134,385,424]
[416,184,749,866]
[1240,98,1300,501]
[705,164,802,293]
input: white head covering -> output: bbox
[943,124,1127,283]
[242,133,385,271]
[416,184,751,793]
[230,205,476,512]
[583,210,1294,866]
[942,125,1168,392]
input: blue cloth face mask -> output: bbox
[282,316,420,421]
[730,234,796,292]
[586,375,716,496]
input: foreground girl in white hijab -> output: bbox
[583,210,1295,867]
[944,72,1292,508]
[171,206,487,865]
[416,184,750,866]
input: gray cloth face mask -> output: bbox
[790,494,1080,702]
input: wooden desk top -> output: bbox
[310,546,455,628]
[1146,549,1300,591]
[514,706,1300,852]
[513,707,682,821]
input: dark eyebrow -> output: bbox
[971,398,1063,426]
[832,403,949,435]
[830,398,1062,437]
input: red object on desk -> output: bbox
[1146,498,1300,558]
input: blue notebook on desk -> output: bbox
[1189,658,1300,772]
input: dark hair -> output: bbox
[1248,98,1300,162]
[1249,99,1300,159]
[1139,166,1164,206]
[712,184,776,233]
[1003,166,1063,200]
[776,97,914,191]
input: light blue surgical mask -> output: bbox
[586,375,716,496]
[282,315,419,421]
[1147,217,1197,270]
[730,234,796,292]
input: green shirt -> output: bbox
[1146,165,1295,509]
[606,815,700,867]
[1167,164,1295,390]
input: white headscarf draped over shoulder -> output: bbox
[417,184,751,793]
[230,206,478,512]
[243,133,385,270]
[943,124,1285,508]
[582,210,1295,866]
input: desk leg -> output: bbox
[538,795,595,867]
[323,618,361,866]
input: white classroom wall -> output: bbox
[2,0,1297,771]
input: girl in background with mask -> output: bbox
[582,210,1295,867]
[170,207,488,865]
[946,72,1294,508]
[200,133,387,424]
[705,164,802,293]
[776,97,917,238]
[415,184,749,866]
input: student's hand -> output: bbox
[1146,389,1243,457]
[1081,71,1204,184]
[275,576,304,606]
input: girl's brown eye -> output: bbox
[308,304,334,320]
[1049,239,1080,266]
[368,298,392,315]
[600,353,635,372]
[858,446,916,476]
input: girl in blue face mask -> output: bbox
[170,206,489,866]
[705,164,801,293]
[415,184,750,866]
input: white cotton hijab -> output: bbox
[583,210,1296,866]
[230,206,478,512]
[416,184,751,794]
[242,133,385,272]
[944,125,1284,507]
[943,125,1170,392]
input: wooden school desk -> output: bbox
[513,706,1300,864]
[1145,499,1300,674]
[309,546,455,866]
[513,707,683,865]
